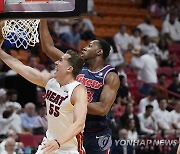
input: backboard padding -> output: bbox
[0,0,87,19]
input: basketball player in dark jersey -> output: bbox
[40,20,120,154]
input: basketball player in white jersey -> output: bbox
[177,141,180,154]
[0,42,87,154]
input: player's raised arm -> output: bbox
[0,46,52,88]
[40,20,64,62]
[87,72,120,116]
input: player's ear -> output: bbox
[96,49,103,56]
[67,66,73,73]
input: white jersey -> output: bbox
[45,78,84,152]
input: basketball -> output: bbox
[0,20,4,42]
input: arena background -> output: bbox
[0,0,180,153]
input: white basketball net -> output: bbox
[2,19,40,49]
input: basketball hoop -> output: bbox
[1,19,40,49]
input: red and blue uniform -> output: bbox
[76,64,116,154]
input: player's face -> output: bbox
[81,40,100,60]
[54,54,72,77]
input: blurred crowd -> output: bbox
[0,0,179,153]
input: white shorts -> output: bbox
[35,137,79,154]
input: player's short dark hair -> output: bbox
[97,39,111,60]
[145,104,153,111]
[66,50,84,77]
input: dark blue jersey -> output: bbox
[76,64,116,132]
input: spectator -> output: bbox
[137,15,159,43]
[110,129,134,154]
[1,137,16,154]
[0,109,14,136]
[126,119,138,140]
[149,0,166,18]
[138,105,158,135]
[162,12,180,42]
[139,89,159,113]
[114,24,131,54]
[156,37,175,67]
[131,45,158,95]
[60,23,81,50]
[109,112,119,141]
[0,105,22,135]
[47,20,59,40]
[168,72,180,99]
[50,19,76,52]
[115,64,127,85]
[116,75,134,105]
[0,130,24,153]
[79,18,96,41]
[129,28,141,47]
[153,98,173,132]
[20,102,41,133]
[130,45,142,79]
[6,106,22,134]
[141,35,159,57]
[37,105,48,134]
[5,89,22,113]
[28,55,38,70]
[0,88,7,116]
[41,60,55,75]
[170,100,180,129]
[156,74,168,99]
[120,103,140,134]
[57,19,72,37]
[108,48,124,67]
[87,0,96,15]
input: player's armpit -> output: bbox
[87,72,120,116]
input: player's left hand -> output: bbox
[40,140,59,154]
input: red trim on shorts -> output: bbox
[76,132,85,154]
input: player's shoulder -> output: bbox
[74,83,87,92]
[45,76,55,87]
[101,64,116,74]
[105,71,120,86]
[71,83,87,102]
[106,71,119,80]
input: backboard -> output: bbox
[0,0,87,19]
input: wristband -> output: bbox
[54,139,61,149]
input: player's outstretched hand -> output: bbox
[40,140,59,154]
